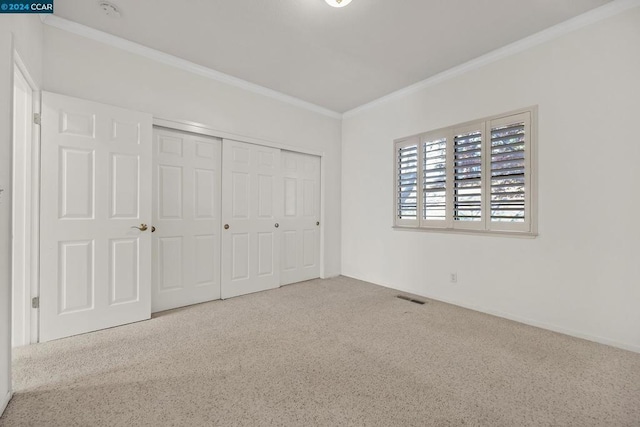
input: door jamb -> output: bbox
[12,51,40,345]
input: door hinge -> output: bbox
[33,113,41,125]
[31,296,39,309]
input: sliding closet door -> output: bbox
[280,151,321,285]
[221,140,282,299]
[152,128,222,312]
[40,92,152,342]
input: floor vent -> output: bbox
[396,295,426,305]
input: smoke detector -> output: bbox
[99,2,121,18]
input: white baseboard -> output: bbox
[343,274,640,354]
[1,391,12,417]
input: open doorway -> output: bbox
[11,55,40,348]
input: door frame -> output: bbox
[153,117,327,279]
[12,51,40,346]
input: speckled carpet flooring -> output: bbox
[1,276,639,426]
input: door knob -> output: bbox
[131,224,148,232]
[316,221,320,226]
[151,226,156,233]
[224,224,230,230]
[275,223,279,228]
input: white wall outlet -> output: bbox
[450,273,458,283]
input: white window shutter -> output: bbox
[392,107,536,235]
[421,134,449,227]
[453,124,484,230]
[394,137,420,227]
[489,112,531,232]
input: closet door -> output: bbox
[40,92,152,342]
[221,140,281,299]
[280,151,321,285]
[152,128,222,312]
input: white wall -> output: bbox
[42,25,342,278]
[0,14,43,415]
[342,8,640,352]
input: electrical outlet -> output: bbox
[450,273,458,283]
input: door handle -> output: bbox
[316,221,320,226]
[151,226,156,233]
[224,224,230,230]
[131,224,148,232]
[275,223,279,228]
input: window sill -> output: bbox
[392,225,538,239]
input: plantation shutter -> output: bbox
[453,126,483,228]
[395,138,419,226]
[393,108,535,234]
[489,112,531,231]
[422,136,448,224]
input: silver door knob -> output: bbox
[224,224,230,230]
[275,223,279,228]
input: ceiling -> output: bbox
[51,0,612,113]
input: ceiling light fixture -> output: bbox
[325,0,353,8]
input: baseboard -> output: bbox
[1,391,12,417]
[342,274,640,354]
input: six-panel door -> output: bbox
[40,92,152,342]
[221,140,282,299]
[280,151,321,285]
[152,128,222,312]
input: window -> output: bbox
[393,107,536,235]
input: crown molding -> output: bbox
[343,0,640,119]
[40,0,640,121]
[40,15,343,120]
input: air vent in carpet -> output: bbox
[396,295,426,305]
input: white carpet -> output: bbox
[2,276,639,426]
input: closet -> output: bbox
[153,131,321,306]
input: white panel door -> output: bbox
[221,140,281,299]
[40,92,152,342]
[280,151,321,285]
[152,128,222,312]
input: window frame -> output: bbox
[393,106,538,237]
